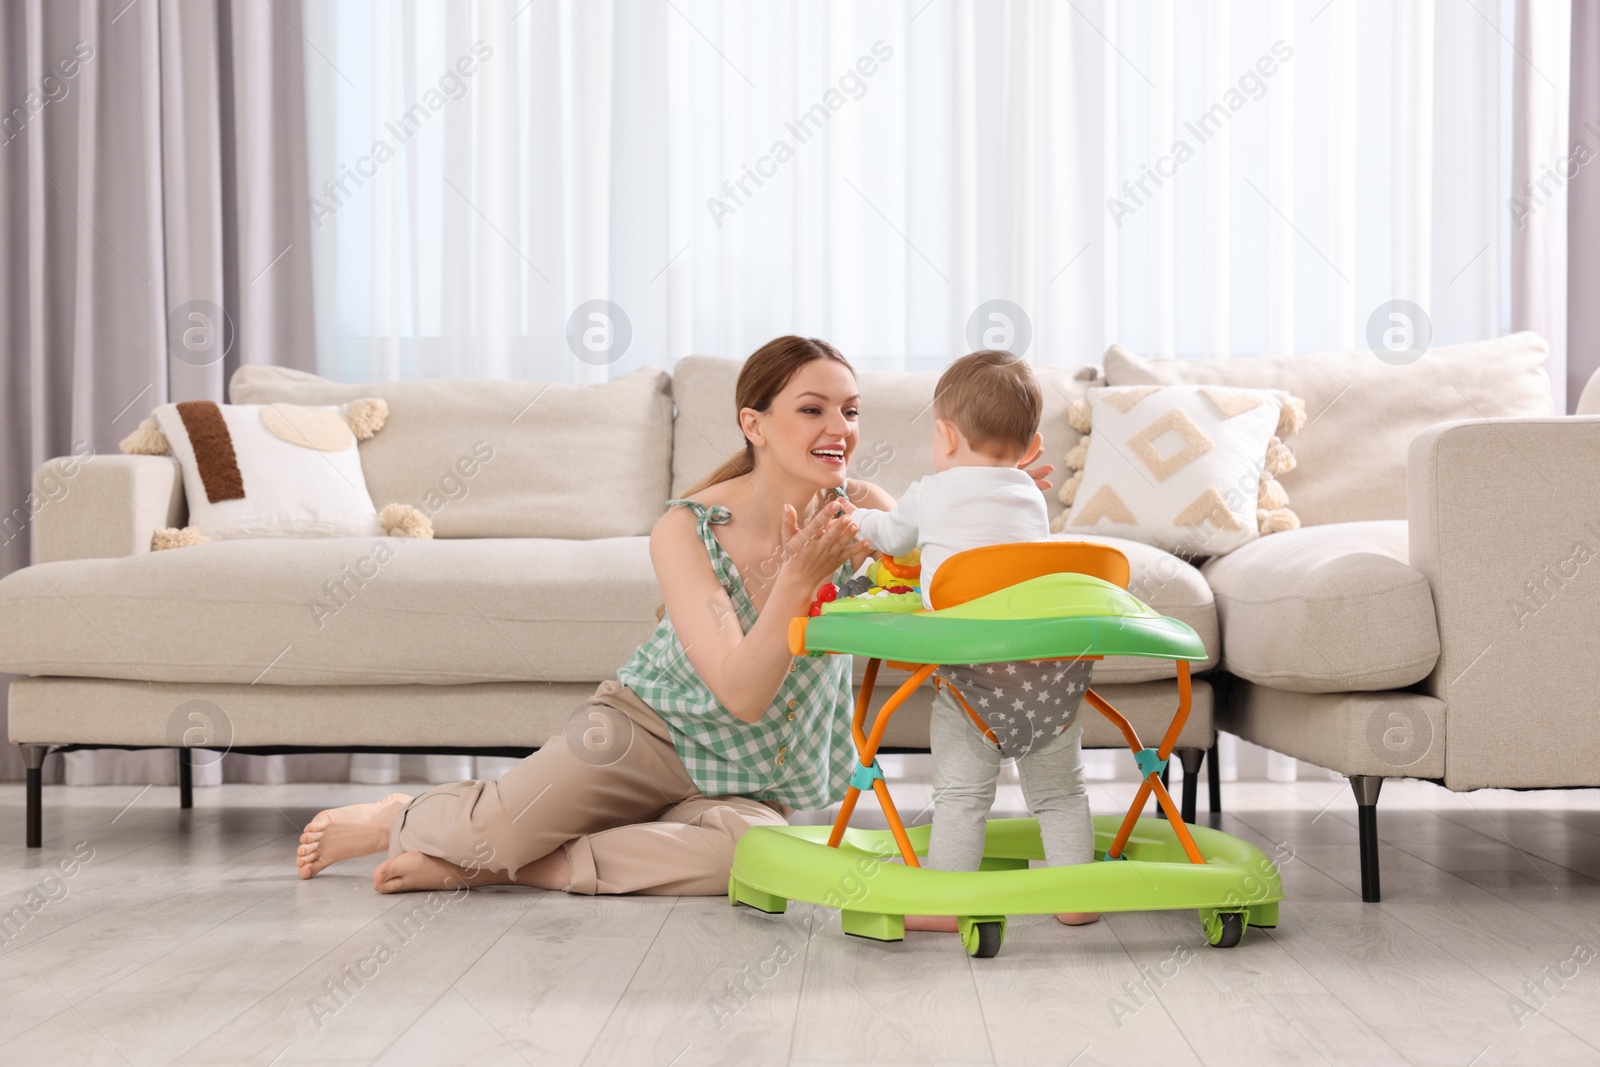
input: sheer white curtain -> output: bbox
[298,0,1565,785]
[299,0,1552,380]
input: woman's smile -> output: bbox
[809,443,847,468]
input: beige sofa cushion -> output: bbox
[669,356,1102,527]
[0,537,663,685]
[6,675,1211,754]
[229,364,673,539]
[1103,332,1552,525]
[0,531,1214,691]
[1202,520,1439,693]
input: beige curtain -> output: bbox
[1569,0,1600,410]
[1511,0,1573,412]
[0,0,332,784]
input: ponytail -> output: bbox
[678,446,755,500]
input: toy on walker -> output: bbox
[728,540,1284,958]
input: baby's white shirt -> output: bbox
[852,466,1051,610]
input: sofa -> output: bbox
[4,332,1590,904]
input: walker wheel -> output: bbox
[965,921,1004,958]
[1204,910,1245,948]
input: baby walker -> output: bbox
[728,541,1283,958]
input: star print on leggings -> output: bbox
[937,659,1094,759]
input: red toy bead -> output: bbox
[884,585,912,594]
[816,582,838,603]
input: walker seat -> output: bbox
[728,541,1284,957]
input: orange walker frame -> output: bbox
[813,541,1207,869]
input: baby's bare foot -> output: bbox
[904,914,960,933]
[1056,912,1101,926]
[373,850,508,894]
[296,793,413,879]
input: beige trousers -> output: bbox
[386,679,789,895]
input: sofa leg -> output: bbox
[1207,740,1222,815]
[1176,748,1203,825]
[1349,775,1384,903]
[22,744,50,848]
[178,748,193,810]
[1154,762,1171,819]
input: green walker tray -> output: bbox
[801,570,1207,664]
[731,551,1285,958]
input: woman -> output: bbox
[295,335,1054,897]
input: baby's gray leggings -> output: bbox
[924,686,1095,872]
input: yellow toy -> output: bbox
[866,548,921,590]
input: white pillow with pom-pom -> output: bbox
[130,399,429,545]
[1051,384,1304,558]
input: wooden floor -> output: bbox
[2,772,1599,1067]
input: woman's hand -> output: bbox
[829,498,876,565]
[779,498,870,594]
[798,484,852,527]
[1018,437,1055,492]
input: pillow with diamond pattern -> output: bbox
[1049,384,1305,558]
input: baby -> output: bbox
[842,349,1098,928]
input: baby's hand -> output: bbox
[1018,437,1054,492]
[832,499,872,557]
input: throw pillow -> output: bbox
[1050,384,1305,557]
[119,399,432,549]
[227,363,674,540]
[1101,332,1552,524]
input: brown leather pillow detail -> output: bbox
[176,400,246,503]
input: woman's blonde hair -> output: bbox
[679,335,855,496]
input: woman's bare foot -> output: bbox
[509,847,572,891]
[374,851,509,893]
[296,793,413,879]
[373,846,572,894]
[1056,912,1101,925]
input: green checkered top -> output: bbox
[615,499,857,809]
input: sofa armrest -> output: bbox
[32,453,185,563]
[1408,416,1600,789]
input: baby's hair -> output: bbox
[932,349,1042,459]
